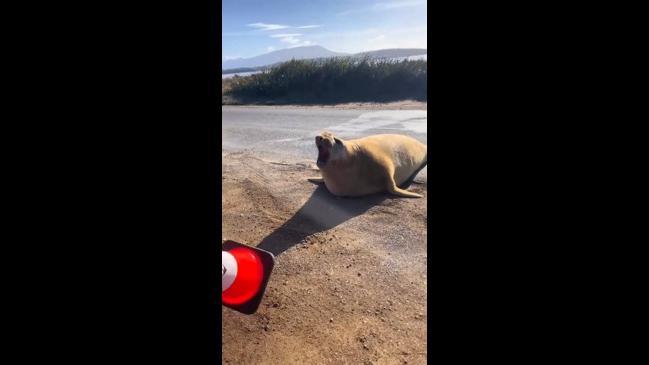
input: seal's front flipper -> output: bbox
[308,177,325,184]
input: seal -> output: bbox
[308,132,427,198]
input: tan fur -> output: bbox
[309,132,427,198]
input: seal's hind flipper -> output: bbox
[387,176,423,198]
[388,185,423,198]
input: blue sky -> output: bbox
[222,0,427,61]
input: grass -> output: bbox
[222,57,426,104]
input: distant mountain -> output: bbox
[222,45,349,70]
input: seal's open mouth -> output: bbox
[317,145,330,167]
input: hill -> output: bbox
[354,48,427,59]
[222,46,427,73]
[222,45,348,69]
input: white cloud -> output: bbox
[374,0,426,11]
[269,33,312,45]
[279,36,302,44]
[244,22,321,49]
[247,23,322,31]
[270,33,303,38]
[267,46,276,52]
[247,22,290,31]
[288,40,313,48]
[339,0,425,16]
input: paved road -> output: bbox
[222,106,428,180]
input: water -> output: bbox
[222,71,262,79]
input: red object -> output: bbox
[222,247,265,306]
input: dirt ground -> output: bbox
[222,151,428,365]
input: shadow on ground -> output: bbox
[257,184,391,256]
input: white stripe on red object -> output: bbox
[222,251,238,292]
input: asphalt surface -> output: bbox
[222,106,428,180]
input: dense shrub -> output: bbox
[224,57,427,103]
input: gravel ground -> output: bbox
[221,151,428,365]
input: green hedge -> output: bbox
[224,57,427,103]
